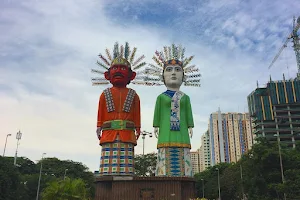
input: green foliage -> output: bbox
[0,157,21,200]
[42,178,91,200]
[195,139,300,200]
[134,153,157,176]
[0,156,95,200]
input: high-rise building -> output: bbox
[190,149,201,174]
[247,76,300,147]
[199,130,210,172]
[209,108,253,166]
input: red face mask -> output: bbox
[104,64,136,87]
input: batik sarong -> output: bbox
[155,147,193,177]
[99,136,134,175]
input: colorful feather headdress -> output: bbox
[142,44,201,87]
[91,41,147,86]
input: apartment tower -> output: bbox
[247,76,300,147]
[209,108,253,166]
[199,130,210,172]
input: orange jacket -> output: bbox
[97,87,140,145]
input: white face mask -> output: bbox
[163,64,184,90]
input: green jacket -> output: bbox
[153,92,194,149]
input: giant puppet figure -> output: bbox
[91,42,147,176]
[144,44,201,177]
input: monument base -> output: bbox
[94,176,196,200]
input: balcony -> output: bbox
[275,115,300,119]
[253,121,276,128]
[275,107,300,112]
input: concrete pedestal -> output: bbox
[94,176,196,200]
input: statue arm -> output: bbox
[96,93,105,139]
[186,95,194,128]
[153,95,161,138]
[134,94,141,139]
[186,95,194,138]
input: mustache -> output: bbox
[113,72,124,77]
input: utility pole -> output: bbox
[36,153,46,200]
[64,169,68,180]
[14,130,22,166]
[216,168,221,200]
[3,134,12,157]
[201,178,205,198]
[274,133,287,200]
[141,131,152,155]
[240,164,245,200]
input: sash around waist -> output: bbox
[102,120,135,131]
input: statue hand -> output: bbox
[188,127,193,138]
[96,127,102,139]
[135,128,141,140]
[154,127,159,138]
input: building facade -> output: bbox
[209,108,253,166]
[190,150,201,174]
[247,76,300,147]
[199,130,211,172]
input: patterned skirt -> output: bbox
[99,137,134,176]
[155,147,193,177]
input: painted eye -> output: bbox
[175,67,182,72]
[166,67,172,72]
[121,67,126,70]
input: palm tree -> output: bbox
[42,178,91,200]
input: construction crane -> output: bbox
[268,16,300,79]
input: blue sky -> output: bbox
[104,0,297,59]
[0,0,299,171]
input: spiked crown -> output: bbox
[140,44,201,87]
[91,42,147,86]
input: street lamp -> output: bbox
[36,153,46,200]
[201,178,205,198]
[141,131,152,155]
[240,164,245,200]
[64,168,68,180]
[216,168,221,200]
[3,134,12,156]
[14,130,22,166]
[274,133,287,200]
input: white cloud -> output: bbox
[0,0,299,171]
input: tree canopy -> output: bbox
[134,153,157,176]
[0,156,95,200]
[42,178,91,200]
[194,138,300,200]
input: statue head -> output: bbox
[91,42,146,87]
[104,57,136,87]
[144,44,201,88]
[162,59,185,90]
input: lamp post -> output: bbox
[274,133,287,200]
[14,130,22,166]
[240,164,245,200]
[3,134,12,157]
[201,178,205,198]
[216,168,221,200]
[64,168,68,180]
[36,153,46,200]
[141,131,152,155]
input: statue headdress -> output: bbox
[142,44,201,87]
[91,42,147,85]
